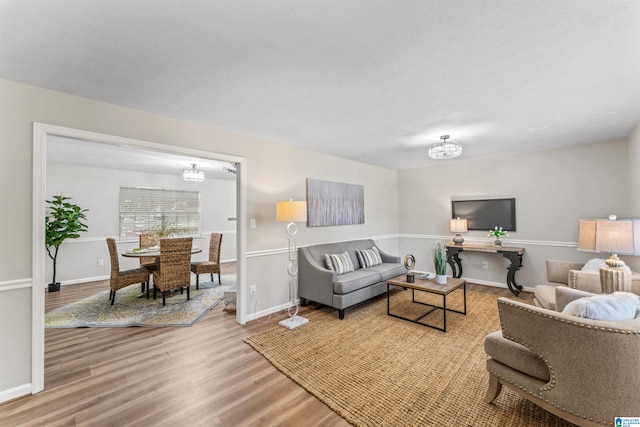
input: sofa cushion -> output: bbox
[533,284,557,311]
[562,292,640,321]
[325,251,355,274]
[365,263,409,281]
[484,330,550,382]
[356,247,382,268]
[334,269,382,294]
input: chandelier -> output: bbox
[182,163,205,182]
[428,135,462,160]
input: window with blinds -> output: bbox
[119,187,201,238]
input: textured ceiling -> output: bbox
[1,0,639,170]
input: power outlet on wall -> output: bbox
[482,261,488,270]
[97,259,104,266]
[250,285,257,295]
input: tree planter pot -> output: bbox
[436,274,448,285]
[48,282,61,292]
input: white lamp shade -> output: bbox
[578,219,640,254]
[276,201,307,223]
[450,218,468,233]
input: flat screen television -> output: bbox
[451,198,516,231]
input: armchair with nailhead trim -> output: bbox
[484,286,640,426]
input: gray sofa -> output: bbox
[298,239,407,319]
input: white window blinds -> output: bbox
[119,187,201,238]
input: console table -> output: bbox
[445,243,525,296]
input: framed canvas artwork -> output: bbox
[306,178,364,227]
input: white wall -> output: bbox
[45,162,237,284]
[3,76,638,403]
[0,79,399,401]
[397,139,640,289]
[628,122,640,217]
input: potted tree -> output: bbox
[45,194,88,292]
[433,243,448,285]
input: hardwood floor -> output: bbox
[0,267,532,427]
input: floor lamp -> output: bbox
[577,216,640,293]
[276,199,309,329]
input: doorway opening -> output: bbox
[32,122,247,394]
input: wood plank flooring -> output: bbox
[0,266,532,427]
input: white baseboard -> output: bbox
[0,383,32,404]
[246,300,299,322]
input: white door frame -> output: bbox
[32,122,247,393]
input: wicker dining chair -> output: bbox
[153,237,193,306]
[190,233,222,289]
[139,232,159,296]
[106,238,151,305]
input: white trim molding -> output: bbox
[0,383,33,404]
[398,233,578,248]
[0,278,32,292]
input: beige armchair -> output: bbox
[484,286,640,426]
[534,259,640,310]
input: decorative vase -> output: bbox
[494,237,502,247]
[436,274,447,285]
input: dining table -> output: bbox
[121,246,202,258]
[121,246,203,298]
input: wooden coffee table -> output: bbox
[386,274,466,332]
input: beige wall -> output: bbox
[397,139,640,286]
[0,79,399,398]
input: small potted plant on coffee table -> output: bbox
[433,243,448,285]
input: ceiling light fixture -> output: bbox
[182,163,205,182]
[428,135,462,160]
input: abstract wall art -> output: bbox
[306,178,364,227]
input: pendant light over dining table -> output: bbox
[428,135,462,160]
[182,163,205,182]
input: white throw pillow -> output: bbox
[325,251,355,275]
[562,292,640,321]
[581,258,631,273]
[581,258,606,272]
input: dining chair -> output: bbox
[190,233,222,289]
[106,238,151,305]
[139,232,159,296]
[153,237,193,306]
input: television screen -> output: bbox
[451,198,516,231]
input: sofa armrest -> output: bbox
[554,286,596,312]
[496,298,640,420]
[374,244,400,264]
[298,246,337,307]
[568,269,602,293]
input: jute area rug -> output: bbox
[245,289,575,427]
[46,278,234,328]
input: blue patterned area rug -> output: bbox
[46,278,234,328]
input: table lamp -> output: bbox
[276,199,309,329]
[577,216,640,293]
[450,218,468,245]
